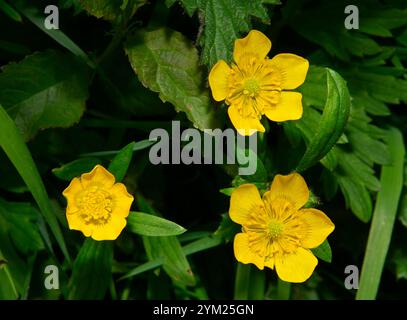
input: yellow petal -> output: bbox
[228,104,265,136]
[110,183,134,218]
[270,53,309,90]
[229,184,263,225]
[66,213,92,237]
[208,60,231,101]
[275,248,318,283]
[264,91,303,122]
[234,233,264,270]
[264,173,309,210]
[234,30,271,64]
[80,165,115,189]
[91,215,127,241]
[62,177,83,213]
[299,208,335,248]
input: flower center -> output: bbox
[77,186,113,225]
[268,220,283,238]
[243,79,260,97]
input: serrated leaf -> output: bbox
[127,212,186,236]
[68,239,113,300]
[167,0,278,66]
[338,176,372,222]
[311,240,332,263]
[0,50,89,141]
[79,0,122,19]
[108,141,135,182]
[296,68,350,172]
[125,28,221,130]
[52,158,102,181]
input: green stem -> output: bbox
[234,263,251,300]
[277,278,291,300]
[356,128,405,300]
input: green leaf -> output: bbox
[167,0,279,66]
[52,158,102,181]
[392,249,407,281]
[79,0,146,20]
[0,104,70,263]
[0,50,89,141]
[79,139,156,157]
[337,176,372,222]
[311,240,332,263]
[357,128,405,300]
[127,211,186,236]
[108,142,135,182]
[68,239,113,300]
[137,196,195,286]
[125,28,221,130]
[0,0,22,22]
[120,235,223,280]
[296,68,350,172]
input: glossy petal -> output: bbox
[66,213,92,237]
[299,208,335,248]
[234,233,264,269]
[110,183,134,218]
[275,248,318,283]
[80,165,115,189]
[228,104,265,136]
[270,53,309,90]
[229,184,263,225]
[91,215,127,241]
[264,91,303,122]
[234,30,271,64]
[208,60,231,101]
[62,177,83,213]
[264,173,309,210]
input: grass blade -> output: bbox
[356,127,405,300]
[0,104,70,263]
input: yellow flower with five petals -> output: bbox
[230,173,334,282]
[63,165,134,241]
[209,30,309,136]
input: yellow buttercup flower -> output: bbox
[63,165,134,241]
[209,30,309,136]
[229,173,334,283]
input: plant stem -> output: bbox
[277,278,291,300]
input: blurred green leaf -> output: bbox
[127,211,186,236]
[68,239,113,300]
[0,104,70,262]
[52,158,102,181]
[108,141,135,182]
[392,249,407,280]
[0,50,89,141]
[0,0,22,22]
[311,240,332,263]
[125,28,221,130]
[296,68,350,172]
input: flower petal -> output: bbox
[270,53,309,90]
[234,233,264,269]
[228,104,265,136]
[275,248,318,283]
[264,91,303,122]
[110,183,134,218]
[80,165,115,189]
[229,184,263,225]
[66,213,92,237]
[62,177,83,213]
[208,60,232,101]
[91,215,127,241]
[234,30,271,64]
[299,208,335,248]
[263,173,309,210]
